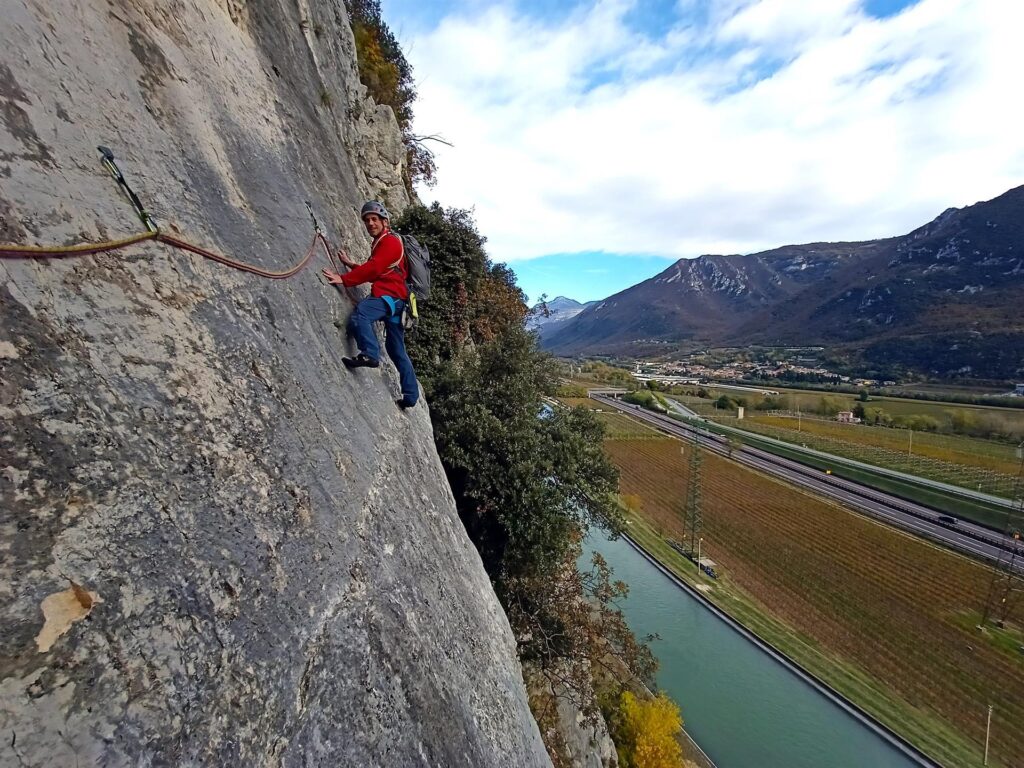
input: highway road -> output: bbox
[662,395,1020,512]
[590,393,1023,572]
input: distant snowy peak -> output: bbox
[528,296,598,328]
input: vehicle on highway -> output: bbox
[938,515,960,525]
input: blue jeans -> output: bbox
[348,297,419,404]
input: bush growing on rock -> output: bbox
[609,691,686,768]
[398,203,660,759]
[347,0,437,188]
[398,202,622,590]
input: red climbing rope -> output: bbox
[156,231,332,280]
[0,147,342,282]
[0,229,335,280]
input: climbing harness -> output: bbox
[0,147,335,280]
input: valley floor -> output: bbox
[566,398,1024,768]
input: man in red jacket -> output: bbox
[322,201,419,409]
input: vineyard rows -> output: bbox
[604,435,1024,766]
[753,413,1022,471]
[718,415,1021,498]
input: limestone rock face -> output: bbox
[0,1,550,766]
[554,693,619,768]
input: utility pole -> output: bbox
[984,704,993,766]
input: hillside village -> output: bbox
[634,356,895,389]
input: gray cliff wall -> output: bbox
[0,1,551,766]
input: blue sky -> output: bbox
[511,251,677,304]
[382,0,1024,304]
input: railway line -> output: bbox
[590,393,1023,571]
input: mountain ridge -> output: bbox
[543,186,1024,378]
[527,296,597,334]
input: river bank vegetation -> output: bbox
[575,402,1024,767]
[399,203,690,765]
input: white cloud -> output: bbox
[719,0,862,48]
[405,0,1024,263]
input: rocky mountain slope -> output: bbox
[0,2,549,766]
[543,186,1024,378]
[527,296,598,345]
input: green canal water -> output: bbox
[583,533,923,768]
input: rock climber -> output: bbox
[322,201,419,410]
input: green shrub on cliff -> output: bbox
[398,202,659,763]
[346,0,436,188]
[399,203,622,579]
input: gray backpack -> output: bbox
[398,233,431,301]
[395,233,430,330]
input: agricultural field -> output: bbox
[557,397,661,439]
[747,415,1022,474]
[672,385,1024,438]
[558,397,599,409]
[603,434,1024,767]
[727,415,1023,499]
[596,412,663,439]
[873,396,1024,431]
[889,382,1013,397]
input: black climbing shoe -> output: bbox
[343,353,380,369]
[396,397,416,410]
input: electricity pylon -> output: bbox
[980,442,1024,628]
[682,430,704,559]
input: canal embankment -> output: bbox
[584,524,961,767]
[619,532,938,767]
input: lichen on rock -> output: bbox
[35,583,102,654]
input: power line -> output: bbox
[979,442,1024,628]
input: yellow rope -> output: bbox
[0,230,158,256]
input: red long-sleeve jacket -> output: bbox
[340,230,408,300]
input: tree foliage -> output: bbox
[346,0,437,189]
[623,390,666,413]
[397,202,622,583]
[755,394,790,411]
[556,383,588,398]
[515,551,657,726]
[611,691,686,768]
[714,394,737,411]
[817,395,846,417]
[396,203,669,760]
[621,494,643,514]
[893,414,941,432]
[865,406,893,425]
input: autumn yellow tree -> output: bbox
[615,691,686,768]
[621,494,643,514]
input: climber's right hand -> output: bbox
[322,269,345,285]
